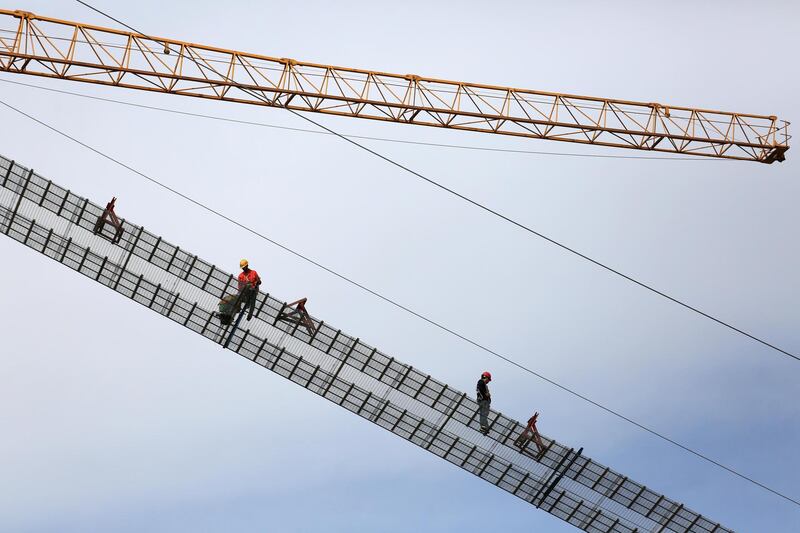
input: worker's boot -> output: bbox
[479,426,489,435]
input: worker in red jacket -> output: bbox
[238,259,261,320]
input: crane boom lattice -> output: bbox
[0,9,789,163]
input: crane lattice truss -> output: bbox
[0,9,790,163]
[0,154,733,533]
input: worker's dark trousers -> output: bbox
[242,287,257,319]
[478,399,491,429]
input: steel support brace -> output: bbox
[477,453,495,477]
[532,448,574,505]
[4,168,32,235]
[684,513,702,531]
[389,409,408,432]
[393,364,413,391]
[285,354,302,380]
[253,293,269,320]
[545,489,566,514]
[201,265,215,290]
[236,329,249,352]
[655,504,683,533]
[322,355,349,398]
[42,228,53,253]
[22,218,35,244]
[38,180,51,206]
[441,435,460,459]
[424,393,466,450]
[183,255,198,280]
[430,384,448,408]
[59,237,72,263]
[376,357,395,382]
[165,245,180,272]
[570,456,590,483]
[360,346,377,372]
[306,365,321,389]
[370,397,390,424]
[148,284,162,309]
[591,466,611,490]
[581,508,603,532]
[200,308,215,335]
[513,472,531,496]
[356,391,373,416]
[269,347,286,371]
[325,329,341,354]
[460,445,478,468]
[254,337,269,362]
[500,420,519,446]
[565,497,582,523]
[338,383,356,406]
[56,189,70,217]
[308,320,323,344]
[535,448,583,508]
[223,311,245,349]
[75,198,89,226]
[495,462,513,486]
[95,256,108,281]
[183,302,197,326]
[76,247,90,273]
[166,293,181,318]
[645,495,665,519]
[627,483,648,511]
[412,374,431,400]
[147,236,162,262]
[1,160,14,187]
[607,475,629,501]
[114,225,144,290]
[407,417,426,441]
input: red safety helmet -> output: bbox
[481,371,492,381]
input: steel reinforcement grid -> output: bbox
[0,154,733,533]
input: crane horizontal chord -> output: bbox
[0,9,789,162]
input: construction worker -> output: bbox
[238,259,262,320]
[476,371,492,435]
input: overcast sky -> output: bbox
[0,1,798,532]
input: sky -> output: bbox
[0,1,798,532]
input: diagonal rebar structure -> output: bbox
[0,154,733,532]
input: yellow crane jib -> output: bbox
[0,9,789,163]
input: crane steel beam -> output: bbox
[0,153,734,533]
[0,9,789,163]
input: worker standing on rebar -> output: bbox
[476,371,492,435]
[238,259,261,321]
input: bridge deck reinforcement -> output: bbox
[0,154,732,533]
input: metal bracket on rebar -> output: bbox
[276,297,317,336]
[515,411,547,460]
[93,197,124,244]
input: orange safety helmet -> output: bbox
[240,259,249,269]
[481,371,492,381]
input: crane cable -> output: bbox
[2,96,797,508]
[71,0,799,367]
